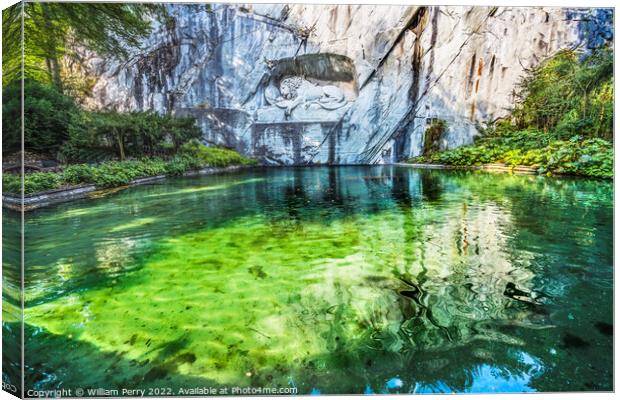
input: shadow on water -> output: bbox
[22,322,224,393]
[11,166,613,393]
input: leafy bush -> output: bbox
[80,155,229,188]
[24,172,63,194]
[86,160,167,187]
[179,141,257,167]
[62,164,97,184]
[3,172,63,195]
[62,111,203,162]
[2,79,79,155]
[423,120,447,155]
[411,46,613,179]
[161,155,200,176]
[411,131,612,179]
[2,147,254,195]
[59,141,116,164]
[90,163,134,188]
[59,111,118,163]
[2,174,21,195]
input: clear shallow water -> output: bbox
[3,166,613,394]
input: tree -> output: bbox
[513,46,613,139]
[62,111,203,162]
[2,79,79,155]
[5,2,164,91]
[163,115,204,151]
[2,3,23,87]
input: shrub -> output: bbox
[410,131,612,179]
[133,159,168,176]
[423,120,447,155]
[179,141,257,167]
[62,111,203,162]
[163,155,198,176]
[2,174,21,195]
[62,164,97,184]
[90,161,143,187]
[23,172,63,194]
[411,46,613,179]
[3,148,254,195]
[2,79,79,155]
[3,172,63,195]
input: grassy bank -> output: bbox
[3,146,256,195]
[3,78,258,196]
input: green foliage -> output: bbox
[24,172,63,194]
[62,164,97,185]
[4,2,163,91]
[63,159,185,188]
[2,76,208,161]
[3,149,255,195]
[89,161,144,188]
[2,80,79,155]
[411,132,613,179]
[423,120,447,155]
[179,141,258,167]
[412,47,613,179]
[161,155,203,176]
[2,4,22,86]
[2,174,21,195]
[514,47,613,139]
[61,111,203,162]
[3,172,63,195]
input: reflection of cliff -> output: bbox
[83,5,611,165]
[22,167,613,393]
[24,191,544,393]
[291,181,538,353]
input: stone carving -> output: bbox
[265,76,347,117]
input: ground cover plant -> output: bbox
[410,47,613,179]
[2,146,256,195]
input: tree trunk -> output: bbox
[40,3,63,91]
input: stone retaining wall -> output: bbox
[399,163,539,175]
[2,166,248,212]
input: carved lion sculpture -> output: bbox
[265,76,347,118]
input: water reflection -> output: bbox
[2,213,22,395]
[4,166,613,393]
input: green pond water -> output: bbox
[2,166,613,394]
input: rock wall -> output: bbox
[84,4,611,165]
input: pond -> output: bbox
[3,166,613,394]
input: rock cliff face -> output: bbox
[84,5,609,165]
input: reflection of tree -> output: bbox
[319,167,358,219]
[22,166,612,393]
[281,169,611,393]
[24,228,141,307]
[420,170,442,202]
[2,211,22,394]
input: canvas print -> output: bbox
[1,1,614,397]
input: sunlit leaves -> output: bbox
[7,2,164,90]
[514,47,613,138]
